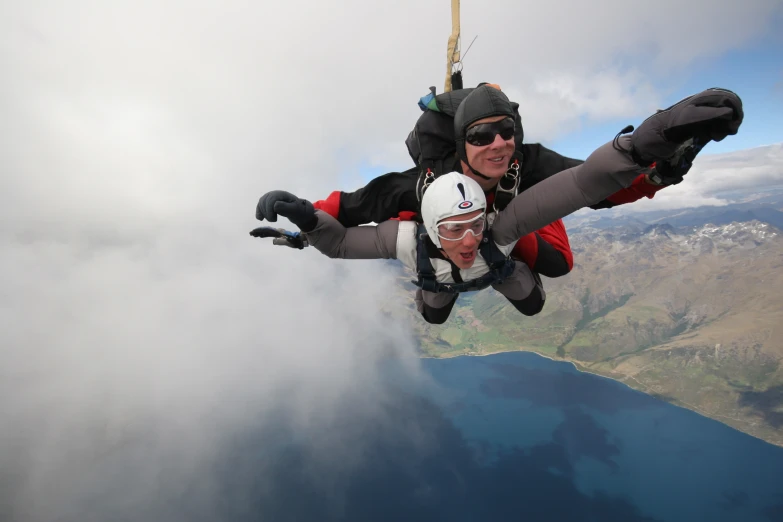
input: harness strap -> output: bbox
[412,224,516,294]
[444,0,461,93]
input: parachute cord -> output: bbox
[445,0,460,92]
[612,125,634,151]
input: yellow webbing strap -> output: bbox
[444,0,460,92]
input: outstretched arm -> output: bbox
[518,144,660,211]
[492,136,643,246]
[303,211,402,260]
[313,168,421,227]
[527,88,746,211]
[252,191,403,259]
[493,87,743,246]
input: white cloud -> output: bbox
[612,143,783,212]
[1,223,431,520]
[504,69,662,143]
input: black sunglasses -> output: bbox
[465,117,516,147]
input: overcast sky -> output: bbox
[1,1,782,519]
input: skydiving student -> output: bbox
[251,89,743,323]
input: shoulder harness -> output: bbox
[411,224,516,294]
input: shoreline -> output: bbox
[417,346,783,449]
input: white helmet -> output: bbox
[420,172,487,248]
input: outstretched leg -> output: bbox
[414,289,459,325]
[504,285,545,316]
[494,265,547,317]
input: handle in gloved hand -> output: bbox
[646,136,707,186]
[249,226,308,249]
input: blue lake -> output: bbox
[418,352,783,522]
[218,351,783,522]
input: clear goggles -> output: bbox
[436,212,486,242]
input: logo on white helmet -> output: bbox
[455,182,473,210]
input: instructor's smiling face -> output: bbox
[463,115,516,181]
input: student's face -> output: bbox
[463,115,516,184]
[437,210,485,269]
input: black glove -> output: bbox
[249,227,308,249]
[631,88,743,166]
[255,190,317,232]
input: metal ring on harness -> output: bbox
[416,168,437,201]
[493,161,521,213]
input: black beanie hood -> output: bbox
[454,85,522,164]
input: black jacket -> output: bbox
[327,143,584,227]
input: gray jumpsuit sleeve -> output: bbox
[492,136,644,247]
[303,211,401,259]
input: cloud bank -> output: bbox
[612,143,783,212]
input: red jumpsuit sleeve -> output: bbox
[312,191,341,219]
[537,219,573,271]
[313,192,417,222]
[390,211,418,221]
[605,173,666,205]
[511,219,574,272]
